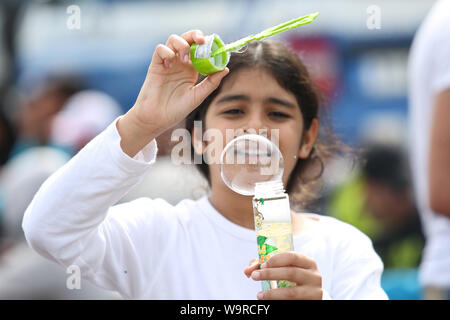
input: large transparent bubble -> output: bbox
[220,134,284,196]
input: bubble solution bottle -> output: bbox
[253,180,296,290]
[219,133,296,291]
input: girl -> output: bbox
[22,30,388,300]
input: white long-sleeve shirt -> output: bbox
[22,118,388,300]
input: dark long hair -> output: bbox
[186,40,342,210]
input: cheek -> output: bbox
[204,114,245,151]
[277,128,303,182]
[202,115,235,173]
[278,124,303,159]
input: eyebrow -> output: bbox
[265,97,296,109]
[215,94,250,104]
[216,94,296,109]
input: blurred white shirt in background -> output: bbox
[408,0,450,289]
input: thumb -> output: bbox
[193,68,229,106]
[244,258,260,278]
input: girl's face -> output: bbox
[196,67,318,194]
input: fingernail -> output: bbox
[261,262,268,269]
[251,271,260,280]
[257,291,264,300]
[184,54,189,63]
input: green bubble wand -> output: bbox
[190,12,320,75]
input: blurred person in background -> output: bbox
[0,106,16,245]
[9,75,83,159]
[0,89,123,299]
[361,144,424,271]
[324,113,424,299]
[0,146,121,299]
[326,144,424,299]
[408,0,450,300]
[0,106,16,168]
[329,144,424,268]
[49,89,122,155]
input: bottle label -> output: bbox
[253,197,296,289]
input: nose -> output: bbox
[242,113,269,137]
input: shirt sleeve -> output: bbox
[431,24,450,93]
[21,117,165,298]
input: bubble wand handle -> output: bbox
[210,12,320,57]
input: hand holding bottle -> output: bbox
[244,252,323,300]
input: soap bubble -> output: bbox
[220,134,284,196]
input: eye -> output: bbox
[269,111,290,118]
[223,108,244,115]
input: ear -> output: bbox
[192,126,206,155]
[298,118,319,159]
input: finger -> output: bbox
[166,34,192,64]
[194,68,230,100]
[152,44,176,68]
[251,267,321,287]
[180,29,205,46]
[193,68,229,106]
[249,257,259,265]
[244,258,260,278]
[263,251,317,270]
[258,286,323,300]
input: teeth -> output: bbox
[234,149,272,156]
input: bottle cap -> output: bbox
[254,180,285,198]
[190,34,230,76]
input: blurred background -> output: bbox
[0,0,438,299]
